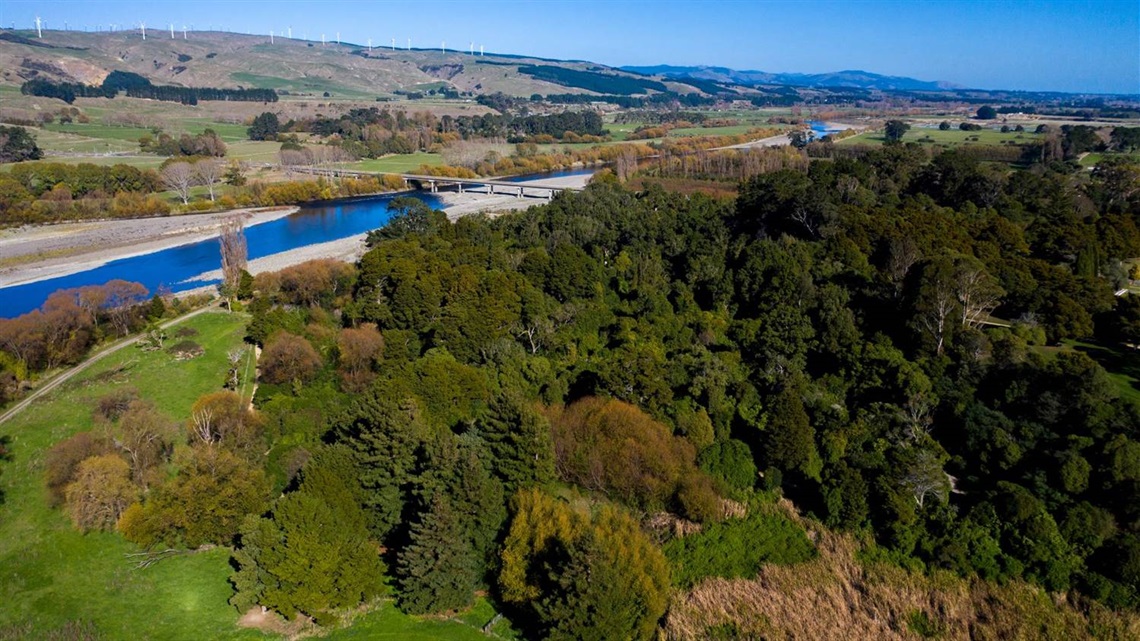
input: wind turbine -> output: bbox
[139,21,146,40]
[287,26,292,38]
[367,38,372,52]
[335,32,340,45]
[170,23,174,39]
[183,25,188,39]
[469,41,473,56]
[441,40,445,54]
[321,33,325,45]
[391,37,395,50]
[480,45,484,57]
[407,37,411,50]
[34,16,42,38]
[270,29,274,44]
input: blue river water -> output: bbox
[0,168,595,319]
[808,120,845,139]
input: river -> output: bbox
[0,169,594,318]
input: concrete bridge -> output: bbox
[285,166,582,200]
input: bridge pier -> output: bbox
[516,187,523,199]
[489,184,495,195]
[429,180,437,193]
[458,183,464,194]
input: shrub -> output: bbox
[663,507,816,588]
[260,332,322,385]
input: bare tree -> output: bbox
[218,217,248,311]
[195,158,224,202]
[161,161,196,205]
[902,449,950,509]
[954,259,1003,329]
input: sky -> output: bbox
[3,0,1138,94]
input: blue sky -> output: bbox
[3,0,1138,93]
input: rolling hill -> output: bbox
[622,64,960,91]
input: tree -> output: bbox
[161,162,195,204]
[0,125,43,163]
[218,217,248,310]
[117,400,176,488]
[247,112,281,141]
[765,382,819,479]
[884,119,910,143]
[499,490,669,641]
[230,446,383,624]
[195,158,223,202]
[120,444,268,548]
[788,129,810,149]
[224,161,247,186]
[259,332,321,385]
[397,495,478,614]
[65,454,137,532]
[336,324,383,390]
[976,105,998,120]
[938,121,951,131]
[45,431,115,506]
[477,391,555,491]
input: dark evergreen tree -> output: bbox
[477,391,555,491]
[396,495,478,614]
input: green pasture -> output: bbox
[342,152,444,173]
[0,311,260,640]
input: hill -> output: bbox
[0,29,705,100]
[622,64,959,91]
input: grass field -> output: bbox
[0,310,516,640]
[0,311,259,640]
[342,152,444,173]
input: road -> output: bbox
[0,304,219,426]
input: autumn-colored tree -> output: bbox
[117,400,176,489]
[499,489,670,641]
[336,324,383,390]
[259,332,322,385]
[188,391,265,459]
[65,454,137,532]
[45,431,114,506]
[550,397,720,520]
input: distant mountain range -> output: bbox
[621,65,961,92]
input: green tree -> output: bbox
[0,125,44,163]
[397,495,478,614]
[976,105,998,120]
[884,119,910,143]
[765,382,820,480]
[477,391,555,491]
[230,446,383,624]
[247,112,280,141]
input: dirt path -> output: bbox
[0,304,219,426]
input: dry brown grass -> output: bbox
[664,505,1140,641]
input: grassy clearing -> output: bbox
[0,311,259,640]
[43,123,153,143]
[326,599,517,640]
[343,152,444,173]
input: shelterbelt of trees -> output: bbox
[21,71,277,105]
[8,143,1140,637]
